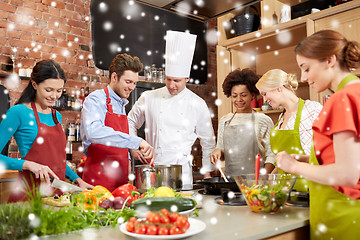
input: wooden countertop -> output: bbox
[0,170,18,179]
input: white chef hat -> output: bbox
[165,30,197,78]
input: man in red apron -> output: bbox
[81,54,154,192]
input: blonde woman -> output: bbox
[256,69,322,192]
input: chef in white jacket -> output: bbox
[128,30,216,190]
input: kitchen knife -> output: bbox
[51,178,85,193]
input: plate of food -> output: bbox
[41,194,71,207]
[120,217,206,239]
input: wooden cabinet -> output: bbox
[216,0,360,122]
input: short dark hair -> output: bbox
[109,53,143,79]
[16,60,66,105]
[222,68,260,97]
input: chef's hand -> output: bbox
[290,154,309,163]
[22,161,59,185]
[130,149,149,164]
[210,149,222,164]
[275,151,298,174]
[139,140,154,160]
[75,178,94,190]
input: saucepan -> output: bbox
[195,176,240,195]
[134,165,182,193]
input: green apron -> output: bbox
[309,74,360,240]
[270,98,309,192]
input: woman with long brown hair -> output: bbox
[276,30,360,239]
[0,60,93,202]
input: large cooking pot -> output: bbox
[196,177,240,195]
[134,165,182,193]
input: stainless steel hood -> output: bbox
[136,0,261,21]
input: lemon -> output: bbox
[154,186,175,197]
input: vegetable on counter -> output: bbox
[112,183,140,207]
[240,183,288,213]
[131,197,196,213]
[140,186,181,198]
[125,209,190,235]
[0,188,135,240]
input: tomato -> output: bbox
[175,216,187,229]
[160,214,170,224]
[129,217,137,223]
[169,226,182,235]
[147,225,158,235]
[158,226,169,235]
[160,208,169,217]
[169,212,180,223]
[126,222,135,232]
[135,225,147,235]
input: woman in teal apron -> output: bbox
[210,68,276,175]
[256,69,322,192]
[276,30,360,239]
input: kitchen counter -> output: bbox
[42,193,309,240]
[0,170,18,204]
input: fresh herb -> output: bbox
[0,188,135,239]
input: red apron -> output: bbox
[82,87,129,192]
[8,102,67,202]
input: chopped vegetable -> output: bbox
[240,183,288,213]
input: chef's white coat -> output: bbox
[128,86,215,189]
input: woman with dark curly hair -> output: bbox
[210,68,275,176]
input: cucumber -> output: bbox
[131,197,196,213]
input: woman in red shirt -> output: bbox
[276,30,360,239]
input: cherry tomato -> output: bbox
[175,216,187,229]
[169,226,182,235]
[169,213,180,223]
[160,214,170,224]
[147,225,158,235]
[148,214,160,223]
[135,225,147,235]
[160,208,169,217]
[158,226,169,235]
[129,217,137,223]
[126,222,135,232]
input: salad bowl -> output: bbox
[234,174,297,213]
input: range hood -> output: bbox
[136,0,261,21]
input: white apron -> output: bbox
[223,111,260,176]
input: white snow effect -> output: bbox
[1,114,5,120]
[276,31,292,45]
[175,2,191,15]
[128,0,134,6]
[7,23,15,30]
[193,65,198,70]
[146,50,152,56]
[128,173,135,181]
[5,74,20,90]
[210,217,218,224]
[170,205,179,212]
[78,146,84,152]
[195,0,205,7]
[36,137,44,144]
[28,234,40,240]
[112,161,119,168]
[317,223,328,233]
[199,167,207,175]
[99,2,108,13]
[224,59,229,64]
[81,228,98,240]
[154,15,160,21]
[260,168,267,174]
[117,217,125,224]
[0,162,5,175]
[201,60,206,65]
[103,21,113,31]
[274,51,279,56]
[211,92,216,97]
[62,49,70,57]
[109,43,121,53]
[205,29,218,45]
[203,198,218,214]
[215,99,222,106]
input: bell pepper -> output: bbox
[92,185,113,201]
[74,190,98,211]
[112,183,140,207]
